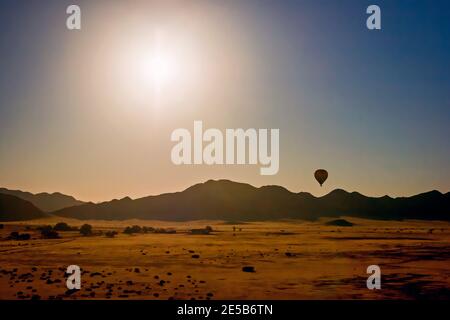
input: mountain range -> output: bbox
[1,180,449,222]
[0,193,47,221]
[50,180,449,221]
[0,187,84,212]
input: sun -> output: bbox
[118,31,179,102]
[137,49,177,93]
[113,28,198,107]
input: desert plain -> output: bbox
[0,217,449,300]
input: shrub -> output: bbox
[41,228,60,239]
[80,224,93,236]
[142,226,155,233]
[242,266,255,273]
[105,231,118,238]
[54,222,72,231]
[38,225,53,232]
[9,231,19,240]
[17,233,31,240]
[0,224,4,229]
[155,228,176,234]
[191,228,210,235]
[123,225,142,234]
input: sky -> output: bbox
[0,0,449,202]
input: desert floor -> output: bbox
[0,217,449,300]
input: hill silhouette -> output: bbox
[0,194,47,221]
[325,219,355,227]
[52,180,450,221]
[0,187,84,212]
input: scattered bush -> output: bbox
[142,226,155,233]
[191,228,211,235]
[41,228,60,239]
[8,232,31,240]
[38,225,59,238]
[37,225,53,232]
[242,266,255,273]
[9,231,19,239]
[191,226,213,235]
[105,231,118,238]
[122,225,175,234]
[53,222,77,231]
[155,228,176,234]
[123,225,142,234]
[20,233,31,240]
[80,224,93,236]
[0,224,4,229]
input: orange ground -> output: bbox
[1,217,449,300]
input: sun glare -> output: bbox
[138,50,176,92]
[116,30,180,105]
[112,27,204,109]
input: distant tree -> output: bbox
[142,226,155,233]
[105,230,118,238]
[80,224,93,236]
[131,225,141,233]
[17,233,31,240]
[41,228,60,239]
[9,232,19,240]
[154,228,176,234]
[54,222,72,231]
[123,226,132,234]
[123,225,142,234]
[191,228,210,235]
[38,225,53,232]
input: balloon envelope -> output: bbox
[314,169,328,186]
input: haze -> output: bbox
[0,0,449,202]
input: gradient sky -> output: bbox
[0,0,449,202]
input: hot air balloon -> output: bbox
[314,169,328,187]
